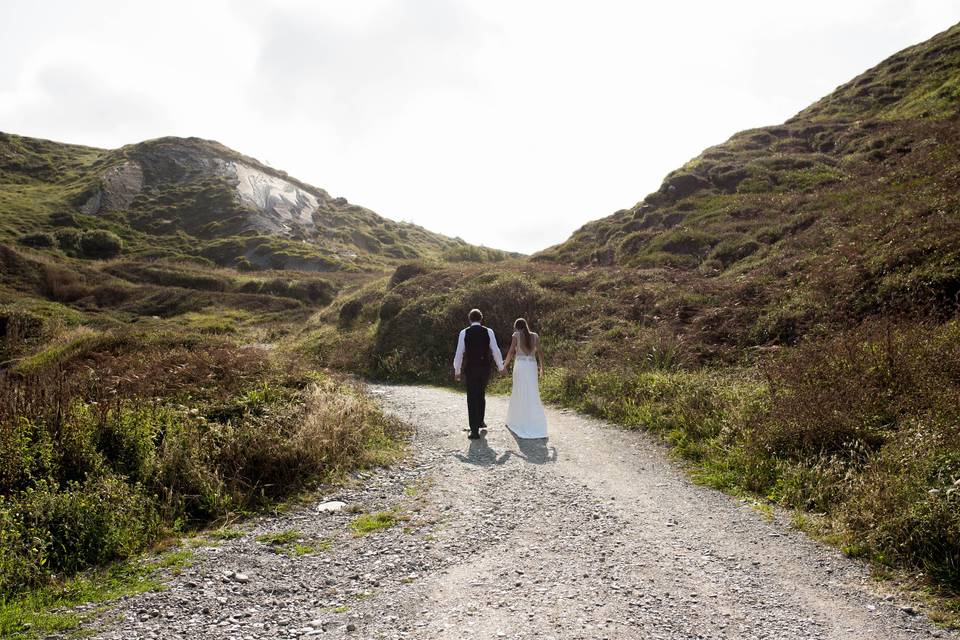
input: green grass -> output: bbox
[288,543,317,557]
[152,550,193,573]
[207,527,245,541]
[349,511,397,536]
[255,529,301,546]
[254,530,327,556]
[0,132,503,273]
[11,327,108,374]
[0,548,194,639]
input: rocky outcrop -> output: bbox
[219,161,324,236]
[81,161,143,214]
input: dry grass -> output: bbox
[293,379,405,476]
[0,321,404,597]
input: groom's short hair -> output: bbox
[468,308,483,323]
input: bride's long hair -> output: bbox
[514,317,532,352]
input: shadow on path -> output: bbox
[454,428,557,467]
[455,434,510,466]
[508,429,557,464]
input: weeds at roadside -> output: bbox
[0,547,192,639]
[349,510,400,536]
[208,528,245,541]
[255,529,327,556]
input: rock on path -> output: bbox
[83,384,955,640]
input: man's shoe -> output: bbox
[467,431,481,440]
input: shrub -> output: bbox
[49,211,79,227]
[105,263,229,292]
[54,228,82,253]
[378,294,404,322]
[0,333,403,595]
[371,273,553,381]
[79,230,122,259]
[0,307,45,357]
[240,277,334,305]
[234,256,256,272]
[648,228,718,258]
[388,261,429,289]
[441,245,508,263]
[18,232,55,248]
[338,299,363,327]
[708,238,761,267]
[10,475,159,578]
[751,320,960,457]
[837,423,960,589]
[40,265,81,302]
[289,379,403,477]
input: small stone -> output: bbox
[234,572,250,583]
[900,605,917,616]
[318,501,347,513]
[346,622,357,632]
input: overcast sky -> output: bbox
[2,1,958,253]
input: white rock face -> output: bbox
[218,160,322,234]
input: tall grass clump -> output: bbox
[0,330,403,597]
[749,319,960,591]
[532,318,960,593]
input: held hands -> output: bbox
[454,372,461,382]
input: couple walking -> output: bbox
[452,308,548,440]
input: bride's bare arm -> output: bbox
[503,334,518,368]
[535,335,544,375]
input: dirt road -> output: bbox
[89,384,955,640]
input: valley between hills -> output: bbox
[1,20,960,640]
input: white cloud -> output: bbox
[1,0,958,252]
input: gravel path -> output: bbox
[86,384,955,640]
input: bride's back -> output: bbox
[515,330,539,356]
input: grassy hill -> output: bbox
[1,21,959,631]
[302,23,960,606]
[0,133,513,272]
[0,133,513,625]
[535,23,960,342]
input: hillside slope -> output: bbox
[536,22,960,335]
[303,23,960,603]
[0,133,510,272]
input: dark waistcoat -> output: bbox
[463,325,491,369]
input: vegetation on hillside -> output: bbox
[300,22,960,605]
[0,133,516,273]
[0,129,514,615]
[2,19,960,626]
[0,243,405,615]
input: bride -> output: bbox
[503,318,548,439]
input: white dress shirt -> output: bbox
[453,322,504,375]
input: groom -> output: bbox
[453,308,504,440]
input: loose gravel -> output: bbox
[79,384,956,640]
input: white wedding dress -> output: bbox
[506,332,548,439]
